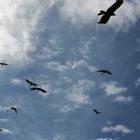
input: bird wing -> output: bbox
[106,71,112,75]
[98,14,111,24]
[26,79,38,86]
[93,109,98,114]
[30,87,37,90]
[107,0,123,13]
[26,79,33,85]
[13,108,17,114]
[40,88,47,93]
[97,70,102,72]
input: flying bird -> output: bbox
[93,109,101,115]
[97,70,112,75]
[25,79,39,87]
[98,0,123,24]
[7,107,17,114]
[30,87,47,93]
[0,63,8,66]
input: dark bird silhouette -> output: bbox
[97,70,112,75]
[98,0,123,24]
[30,87,47,93]
[0,128,3,132]
[7,107,17,114]
[93,109,101,115]
[0,63,8,66]
[25,79,38,87]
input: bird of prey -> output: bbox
[25,79,39,87]
[97,70,112,75]
[7,107,17,114]
[93,109,101,115]
[0,63,8,66]
[30,87,47,93]
[0,128,3,132]
[98,0,123,24]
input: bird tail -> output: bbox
[98,10,106,16]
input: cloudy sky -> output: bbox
[0,0,140,140]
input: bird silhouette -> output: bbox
[0,128,3,132]
[0,63,8,66]
[30,87,47,93]
[93,109,101,115]
[97,70,112,75]
[25,79,38,87]
[98,0,123,24]
[7,107,17,114]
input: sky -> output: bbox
[0,0,140,140]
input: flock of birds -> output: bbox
[0,0,124,135]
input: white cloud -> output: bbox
[46,61,69,73]
[35,36,64,60]
[102,125,133,134]
[135,78,140,88]
[100,81,127,96]
[10,78,23,86]
[59,0,140,30]
[60,104,79,113]
[53,134,65,140]
[114,95,133,103]
[66,79,95,104]
[0,0,54,66]
[136,63,140,70]
[0,118,9,123]
[96,138,113,140]
[60,79,95,112]
[0,105,9,112]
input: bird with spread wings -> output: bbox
[98,0,124,24]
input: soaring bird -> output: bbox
[0,63,8,66]
[97,70,112,75]
[7,107,17,114]
[25,79,38,87]
[30,87,47,93]
[93,109,101,115]
[98,0,123,24]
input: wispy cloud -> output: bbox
[114,95,133,103]
[10,78,24,86]
[96,138,113,140]
[53,134,65,140]
[60,79,95,112]
[135,78,140,88]
[0,118,9,123]
[102,124,133,134]
[136,63,140,70]
[66,80,94,104]
[100,81,127,96]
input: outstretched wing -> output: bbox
[13,108,17,114]
[98,14,111,24]
[97,70,104,73]
[30,87,38,91]
[106,71,112,75]
[26,79,38,86]
[40,88,47,93]
[93,109,98,114]
[25,79,32,85]
[107,0,123,13]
